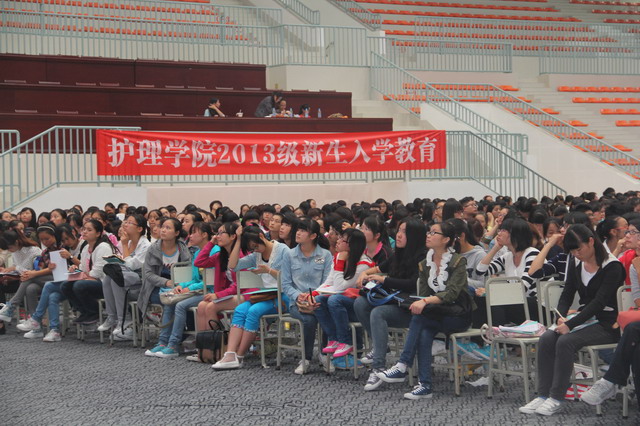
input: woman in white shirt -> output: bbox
[99,214,151,339]
[476,217,540,324]
[315,228,373,359]
[60,219,117,324]
[212,225,288,369]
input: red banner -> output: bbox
[96,130,446,176]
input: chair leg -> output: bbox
[589,348,603,416]
[622,383,629,418]
[130,303,139,347]
[259,317,270,369]
[350,324,359,379]
[521,342,530,403]
[98,300,104,344]
[452,335,461,396]
[276,319,284,370]
[488,341,495,398]
[298,321,306,374]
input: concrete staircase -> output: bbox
[512,77,640,155]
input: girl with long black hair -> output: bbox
[60,219,118,324]
[354,217,427,391]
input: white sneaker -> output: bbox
[212,352,241,370]
[97,318,117,332]
[519,397,547,414]
[43,329,61,342]
[24,328,44,339]
[0,303,14,323]
[364,369,384,391]
[16,317,40,332]
[318,353,335,373]
[360,349,374,365]
[186,354,201,363]
[535,398,563,416]
[581,378,617,406]
[112,327,134,341]
[294,359,310,375]
[431,339,447,356]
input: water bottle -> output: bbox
[289,108,293,117]
[304,109,309,118]
[317,108,322,118]
[272,107,276,116]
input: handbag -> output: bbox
[195,319,229,364]
[398,289,474,318]
[250,292,277,304]
[617,307,640,332]
[159,289,202,305]
[365,283,403,307]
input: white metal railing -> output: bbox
[412,16,640,54]
[0,8,511,71]
[0,129,20,153]
[0,126,564,210]
[430,83,640,177]
[282,25,369,66]
[370,53,527,160]
[540,44,640,75]
[431,131,564,198]
[374,36,513,72]
[273,0,319,25]
[1,0,284,27]
[326,0,381,30]
[0,126,141,210]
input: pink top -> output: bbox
[194,241,238,299]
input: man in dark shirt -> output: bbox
[254,91,283,117]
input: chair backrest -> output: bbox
[201,267,215,295]
[540,280,580,326]
[237,270,267,291]
[485,276,529,328]
[618,285,635,312]
[171,261,192,285]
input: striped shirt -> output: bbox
[476,247,540,297]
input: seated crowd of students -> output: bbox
[1,189,640,413]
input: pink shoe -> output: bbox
[333,343,353,358]
[322,341,339,354]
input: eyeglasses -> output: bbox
[625,230,640,236]
[497,228,509,233]
[216,231,229,236]
[427,231,444,236]
[464,203,478,208]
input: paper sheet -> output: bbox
[49,250,67,282]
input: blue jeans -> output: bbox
[31,281,66,331]
[399,313,472,387]
[60,279,103,317]
[288,304,318,361]
[232,296,289,333]
[158,295,203,348]
[354,296,412,370]
[314,294,359,345]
